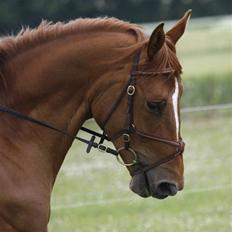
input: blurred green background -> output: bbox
[1,1,231,231]
[0,0,231,34]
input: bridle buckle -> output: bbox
[123,133,130,142]
[98,144,107,153]
[127,85,135,96]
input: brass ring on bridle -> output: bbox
[127,85,136,96]
[116,147,138,166]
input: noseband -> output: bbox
[0,50,184,176]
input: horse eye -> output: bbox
[145,100,166,115]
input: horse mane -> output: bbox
[0,17,145,61]
[0,17,146,88]
[0,17,181,86]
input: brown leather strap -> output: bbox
[134,128,181,147]
[131,142,185,176]
[101,50,141,128]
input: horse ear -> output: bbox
[147,22,165,60]
[166,9,192,44]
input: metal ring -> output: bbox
[116,147,138,166]
[127,85,136,96]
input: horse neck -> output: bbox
[5,31,139,106]
[0,30,141,179]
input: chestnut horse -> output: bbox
[0,10,191,231]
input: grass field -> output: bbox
[49,111,232,232]
[177,22,231,78]
[49,17,232,231]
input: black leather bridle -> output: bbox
[98,50,185,175]
[0,50,184,176]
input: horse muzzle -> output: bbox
[130,171,183,199]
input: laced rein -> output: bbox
[0,50,184,176]
[0,105,118,156]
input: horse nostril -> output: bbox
[157,182,178,196]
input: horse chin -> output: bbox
[129,173,151,198]
[130,168,182,199]
[129,172,176,200]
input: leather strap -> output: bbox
[0,105,118,156]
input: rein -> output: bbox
[0,50,184,176]
[0,105,118,156]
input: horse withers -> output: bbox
[0,10,191,231]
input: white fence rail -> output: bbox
[181,103,232,113]
[52,185,232,211]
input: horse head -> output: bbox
[92,10,191,199]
